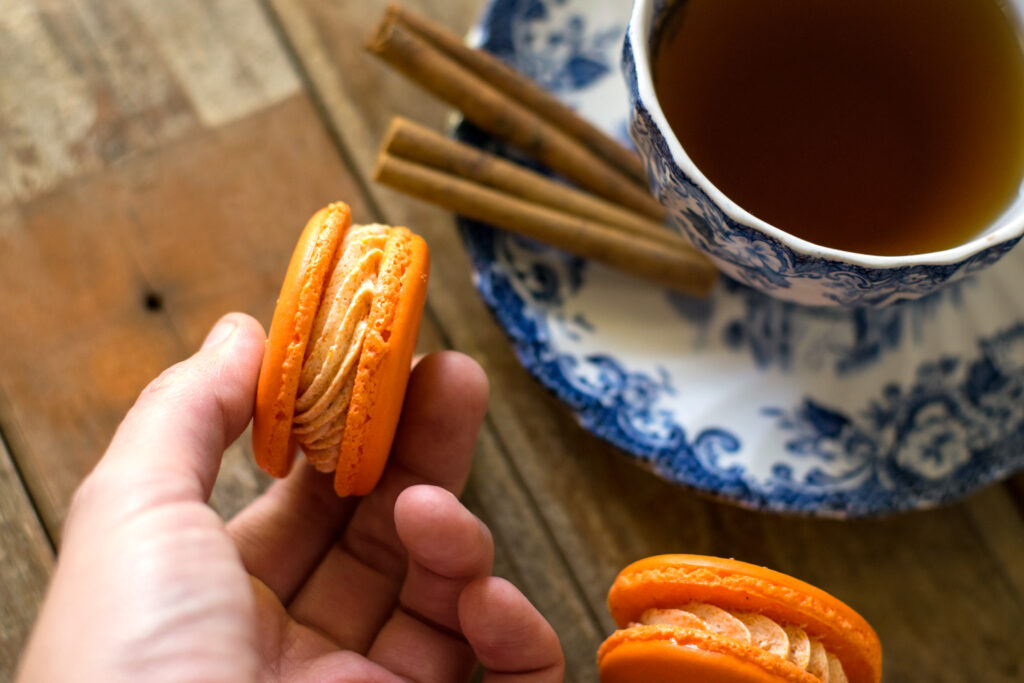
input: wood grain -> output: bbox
[123,0,300,127]
[2,0,114,204]
[0,386,53,683]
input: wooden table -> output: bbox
[1,1,1022,680]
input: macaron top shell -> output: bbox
[605,555,881,683]
[253,203,349,478]
[334,224,428,496]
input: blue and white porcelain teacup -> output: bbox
[623,0,1024,308]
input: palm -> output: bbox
[231,462,506,681]
[224,351,508,680]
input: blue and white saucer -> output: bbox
[457,0,1024,517]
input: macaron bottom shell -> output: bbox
[599,625,818,683]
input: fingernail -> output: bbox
[202,315,238,349]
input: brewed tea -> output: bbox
[655,0,1024,255]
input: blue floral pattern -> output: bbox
[760,324,1024,514]
[719,279,966,374]
[459,0,1024,516]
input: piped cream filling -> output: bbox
[635,604,847,683]
[292,223,390,471]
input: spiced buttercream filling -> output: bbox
[633,604,848,682]
[292,223,391,471]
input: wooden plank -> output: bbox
[268,1,1024,679]
[123,0,300,127]
[0,0,301,208]
[0,386,54,682]
[0,94,371,540]
[263,0,481,188]
[1007,472,1024,514]
[963,485,1024,603]
[1,0,111,204]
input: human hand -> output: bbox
[18,313,564,682]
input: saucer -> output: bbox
[456,0,1024,517]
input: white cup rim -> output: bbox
[627,0,1024,269]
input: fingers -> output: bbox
[80,313,265,510]
[227,461,357,601]
[394,486,494,632]
[459,578,565,682]
[341,351,490,576]
[365,486,493,680]
[287,352,489,651]
[387,350,491,493]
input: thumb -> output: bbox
[87,312,265,506]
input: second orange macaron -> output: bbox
[599,555,882,683]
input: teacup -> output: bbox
[623,0,1024,308]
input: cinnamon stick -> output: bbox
[367,8,666,220]
[383,117,682,249]
[382,4,648,185]
[374,152,717,297]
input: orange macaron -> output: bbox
[599,555,882,683]
[252,202,429,496]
